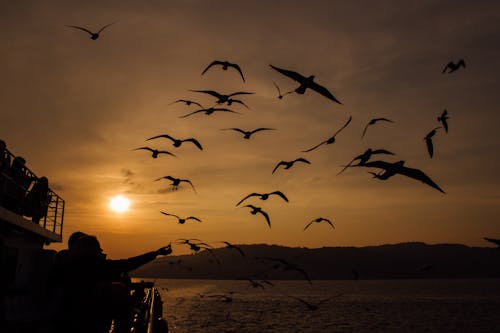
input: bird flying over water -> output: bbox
[155,175,197,193]
[236,191,288,206]
[191,90,254,108]
[160,212,201,224]
[179,107,240,118]
[269,64,342,104]
[222,127,275,140]
[304,217,335,231]
[272,158,311,174]
[242,205,271,228]
[424,127,441,158]
[361,118,394,139]
[133,147,176,158]
[438,110,449,133]
[66,22,116,40]
[169,99,203,108]
[302,116,352,152]
[202,60,245,82]
[338,148,395,175]
[442,59,466,74]
[220,241,246,257]
[352,160,445,193]
[256,257,312,284]
[273,82,293,99]
[147,134,203,150]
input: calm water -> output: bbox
[144,279,500,333]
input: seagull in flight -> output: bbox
[169,99,203,108]
[256,257,312,284]
[160,212,201,224]
[424,127,441,158]
[442,59,466,74]
[191,90,254,108]
[269,64,342,104]
[304,217,335,231]
[302,116,352,152]
[361,118,394,139]
[179,107,240,118]
[337,148,395,175]
[155,175,197,193]
[220,241,246,257]
[147,134,203,150]
[352,160,446,193]
[236,191,289,206]
[242,205,271,228]
[201,60,245,82]
[437,110,449,133]
[273,82,293,99]
[133,147,176,158]
[272,158,311,174]
[222,127,275,140]
[66,22,117,40]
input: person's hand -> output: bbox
[156,243,172,256]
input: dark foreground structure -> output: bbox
[0,143,167,333]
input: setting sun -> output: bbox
[109,195,130,213]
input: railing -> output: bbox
[0,144,64,237]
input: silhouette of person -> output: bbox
[4,156,32,214]
[24,176,50,224]
[52,234,172,333]
[0,139,11,207]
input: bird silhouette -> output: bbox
[160,212,201,224]
[273,82,293,99]
[155,176,197,193]
[272,158,311,174]
[361,118,394,139]
[220,241,246,257]
[269,64,342,104]
[133,147,176,158]
[338,148,395,175]
[66,22,116,40]
[302,116,352,152]
[247,279,274,289]
[352,160,445,193]
[304,217,335,231]
[147,134,203,150]
[179,107,240,118]
[201,60,245,82]
[236,191,288,206]
[222,127,275,139]
[242,205,271,228]
[191,90,254,108]
[169,99,203,108]
[442,59,466,74]
[424,127,441,158]
[256,257,312,284]
[438,110,449,133]
[483,237,500,248]
[289,294,343,311]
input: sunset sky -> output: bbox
[1,0,499,258]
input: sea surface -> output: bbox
[146,278,500,333]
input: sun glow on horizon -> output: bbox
[109,195,131,213]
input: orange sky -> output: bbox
[1,0,499,258]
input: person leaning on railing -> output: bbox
[24,176,51,224]
[3,155,33,214]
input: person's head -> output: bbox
[68,231,87,251]
[73,235,106,259]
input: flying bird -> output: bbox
[160,212,201,224]
[236,191,288,206]
[269,64,342,104]
[179,107,240,118]
[247,279,274,289]
[304,217,335,231]
[147,134,203,150]
[256,257,312,284]
[361,118,394,139]
[424,127,441,158]
[338,148,395,175]
[272,158,310,174]
[169,99,203,108]
[155,175,197,193]
[273,82,293,99]
[66,22,117,40]
[352,160,446,193]
[242,205,271,228]
[302,116,352,152]
[220,241,246,257]
[438,110,449,133]
[133,147,176,158]
[191,90,254,108]
[222,127,275,140]
[201,60,245,82]
[442,59,466,74]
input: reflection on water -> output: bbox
[147,279,500,333]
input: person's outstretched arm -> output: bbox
[107,244,172,277]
